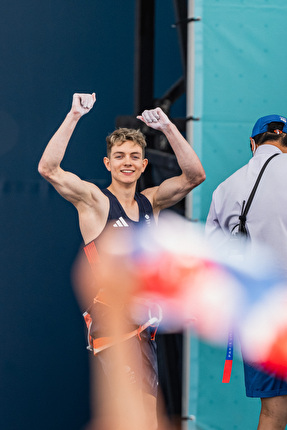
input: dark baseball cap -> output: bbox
[251,114,287,138]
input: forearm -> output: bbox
[162,122,205,185]
[38,111,80,177]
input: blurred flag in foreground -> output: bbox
[74,212,287,382]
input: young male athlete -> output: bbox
[38,92,205,429]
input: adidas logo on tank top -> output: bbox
[113,215,151,228]
[113,217,129,227]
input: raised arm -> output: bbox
[137,107,205,212]
[38,93,96,206]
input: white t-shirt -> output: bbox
[206,144,287,276]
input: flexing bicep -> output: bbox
[39,165,95,207]
[143,174,193,213]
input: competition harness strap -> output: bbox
[83,241,161,355]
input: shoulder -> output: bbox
[140,187,159,211]
[268,152,287,167]
[136,190,152,201]
[77,182,109,212]
[136,190,154,210]
[213,164,247,195]
[140,186,157,204]
[82,181,107,198]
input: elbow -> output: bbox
[38,160,53,180]
[191,169,206,188]
[180,167,206,194]
[184,163,206,189]
[38,160,47,178]
[198,170,206,185]
[197,164,206,185]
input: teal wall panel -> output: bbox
[189,1,287,428]
[192,0,287,221]
[188,337,260,430]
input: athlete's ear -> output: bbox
[142,158,148,172]
[103,157,111,171]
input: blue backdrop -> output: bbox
[0,1,185,429]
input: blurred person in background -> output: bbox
[206,115,287,430]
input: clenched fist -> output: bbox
[71,93,96,117]
[137,107,171,131]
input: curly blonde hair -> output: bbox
[106,128,147,158]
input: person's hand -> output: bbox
[71,93,96,117]
[137,107,171,130]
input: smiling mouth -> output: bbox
[121,170,134,173]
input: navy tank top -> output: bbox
[84,188,155,253]
[101,188,154,228]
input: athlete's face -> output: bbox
[104,141,148,183]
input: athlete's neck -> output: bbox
[107,182,137,202]
[107,183,140,221]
